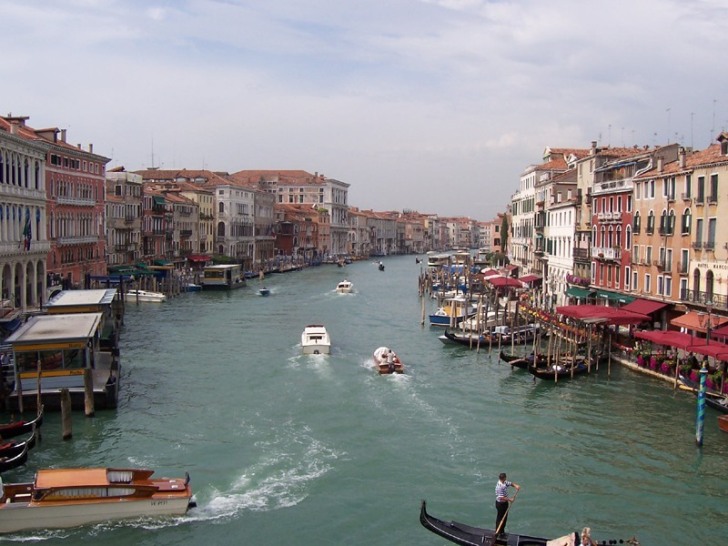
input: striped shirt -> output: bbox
[495,480,512,502]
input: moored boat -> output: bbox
[372,346,404,374]
[301,325,331,355]
[0,467,194,533]
[439,330,488,347]
[0,407,43,440]
[0,440,29,473]
[429,297,474,327]
[419,500,637,546]
[527,358,590,381]
[126,289,166,303]
[719,414,728,433]
[0,427,37,459]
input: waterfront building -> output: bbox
[140,186,171,262]
[105,168,142,267]
[232,170,350,257]
[274,204,321,264]
[633,136,728,322]
[365,210,396,255]
[541,168,577,308]
[398,210,427,255]
[591,145,663,306]
[253,188,276,266]
[347,207,371,258]
[0,116,51,310]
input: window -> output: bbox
[645,274,652,293]
[681,209,691,235]
[646,246,653,264]
[685,174,692,198]
[646,211,655,234]
[707,218,716,249]
[696,176,705,203]
[709,174,718,203]
[625,266,631,289]
[633,212,641,234]
[696,218,704,245]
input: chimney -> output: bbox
[89,143,93,154]
[679,147,686,168]
[60,129,67,142]
[590,141,597,156]
[657,156,663,172]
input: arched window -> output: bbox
[646,211,655,234]
[217,221,226,237]
[692,269,701,302]
[218,202,225,214]
[706,270,715,303]
[681,209,691,235]
[633,212,641,234]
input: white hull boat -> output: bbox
[126,289,166,303]
[301,325,331,355]
[0,467,193,533]
[336,280,353,293]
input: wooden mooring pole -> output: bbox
[60,388,73,440]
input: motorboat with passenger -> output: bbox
[372,346,404,374]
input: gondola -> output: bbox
[0,440,29,473]
[441,329,489,347]
[420,500,570,545]
[0,427,37,459]
[678,375,728,414]
[527,359,590,381]
[0,406,43,440]
[499,350,543,370]
[419,500,639,546]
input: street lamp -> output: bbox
[698,299,719,344]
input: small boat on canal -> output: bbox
[0,427,36,460]
[0,440,29,473]
[439,330,488,347]
[301,325,331,355]
[257,287,271,297]
[419,500,637,546]
[372,346,404,374]
[126,289,166,303]
[0,467,194,533]
[527,357,590,381]
[336,280,353,293]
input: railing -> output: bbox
[704,241,715,250]
[573,247,590,262]
[180,230,193,237]
[708,195,718,205]
[680,289,728,310]
[57,236,98,245]
[681,192,691,201]
[653,260,665,270]
[692,241,703,249]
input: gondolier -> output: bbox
[494,472,520,535]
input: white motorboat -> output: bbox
[126,289,166,303]
[301,325,331,355]
[336,280,353,293]
[0,467,194,533]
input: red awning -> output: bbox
[556,304,649,325]
[685,342,728,360]
[621,298,669,315]
[187,254,210,262]
[634,330,697,351]
[670,311,728,334]
[487,277,525,288]
[519,274,542,284]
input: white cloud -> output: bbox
[3,0,728,219]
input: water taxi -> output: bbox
[372,347,404,374]
[301,325,331,355]
[0,467,194,533]
[126,289,166,303]
[336,280,353,293]
[201,264,245,290]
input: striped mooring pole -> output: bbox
[695,364,709,447]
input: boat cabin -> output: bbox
[201,264,245,290]
[3,312,119,411]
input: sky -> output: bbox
[3,0,728,221]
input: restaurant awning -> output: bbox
[487,277,525,288]
[565,286,595,300]
[187,254,211,263]
[556,304,649,325]
[634,329,697,351]
[670,311,728,334]
[621,298,669,315]
[595,289,635,304]
[519,274,542,284]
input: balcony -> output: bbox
[704,241,715,251]
[57,236,99,246]
[692,241,703,250]
[708,195,718,205]
[694,195,705,206]
[681,192,692,201]
[679,261,688,275]
[180,229,193,238]
[680,289,728,310]
[592,246,621,262]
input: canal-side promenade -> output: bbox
[1,256,726,545]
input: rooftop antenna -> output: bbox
[711,99,717,144]
[691,112,694,149]
[666,107,671,144]
[150,136,156,169]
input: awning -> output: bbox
[634,329,697,350]
[670,311,728,334]
[153,259,171,266]
[595,289,635,304]
[187,254,211,263]
[621,298,669,315]
[556,304,649,325]
[487,277,525,288]
[152,196,166,206]
[519,274,542,284]
[566,286,595,299]
[684,342,728,360]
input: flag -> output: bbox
[22,208,31,251]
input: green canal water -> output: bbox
[2,256,727,544]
